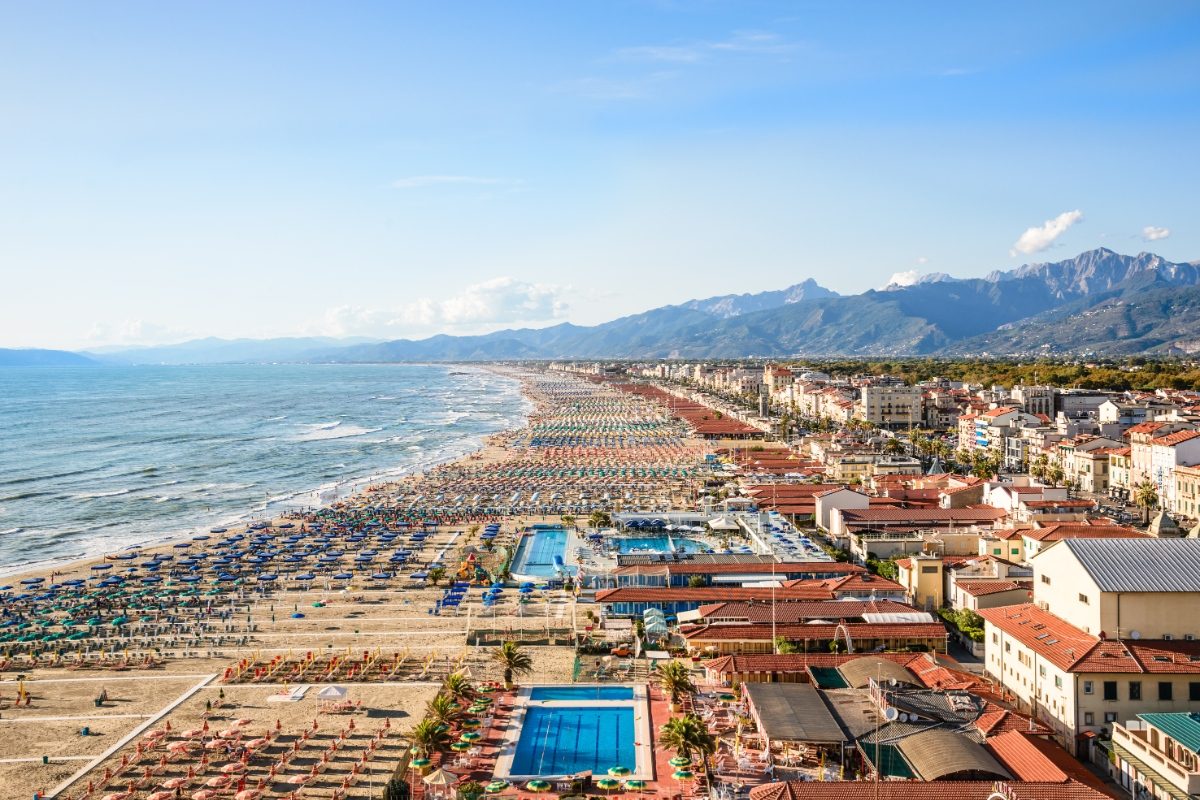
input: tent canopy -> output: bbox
[744,683,846,745]
[316,685,348,699]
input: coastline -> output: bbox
[0,364,536,582]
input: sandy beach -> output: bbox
[0,366,712,799]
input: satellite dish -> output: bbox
[1131,630,1141,640]
[884,707,899,722]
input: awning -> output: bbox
[743,682,846,745]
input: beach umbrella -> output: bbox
[607,766,631,777]
[459,731,482,742]
[205,775,231,788]
[672,769,695,781]
[286,774,309,785]
[160,778,189,789]
[450,741,471,752]
[668,755,691,767]
[410,757,431,769]
[484,780,509,793]
[623,780,648,791]
[234,791,258,800]
[525,780,552,792]
[221,762,246,774]
[147,792,175,800]
[595,778,621,791]
[423,768,457,787]
[191,792,217,800]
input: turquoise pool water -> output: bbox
[616,535,706,554]
[511,706,635,776]
[530,686,634,701]
[510,527,574,578]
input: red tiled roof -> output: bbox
[1152,429,1200,447]
[1022,500,1098,509]
[1127,421,1168,435]
[680,621,949,641]
[749,780,1113,800]
[703,651,925,674]
[612,561,866,576]
[840,507,1007,523]
[692,599,916,624]
[956,580,1027,597]
[979,603,1200,673]
[595,586,835,602]
[986,731,1070,782]
[1020,524,1144,542]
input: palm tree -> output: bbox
[883,437,905,456]
[589,510,612,529]
[491,641,533,689]
[659,714,717,762]
[1135,480,1159,525]
[657,660,696,710]
[443,672,474,703]
[427,566,447,587]
[410,717,450,757]
[425,693,461,727]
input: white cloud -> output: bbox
[1010,209,1084,256]
[881,270,921,290]
[916,256,929,265]
[1142,225,1171,241]
[392,175,506,190]
[84,319,194,348]
[315,277,570,339]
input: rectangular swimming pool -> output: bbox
[617,535,707,554]
[510,527,575,578]
[510,706,636,777]
[529,686,634,701]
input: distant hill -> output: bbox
[89,336,381,365]
[20,248,1200,363]
[0,348,98,366]
[327,249,1200,359]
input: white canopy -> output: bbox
[316,685,348,699]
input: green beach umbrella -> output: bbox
[525,780,552,793]
[410,757,431,769]
[668,756,691,768]
[484,780,509,793]
[450,742,471,752]
[622,780,647,791]
[460,718,481,729]
[672,769,695,781]
[595,778,621,791]
[459,731,482,742]
[607,766,631,777]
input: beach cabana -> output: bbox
[316,685,349,712]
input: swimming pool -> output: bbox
[510,706,635,776]
[529,686,634,701]
[616,535,707,554]
[510,527,575,579]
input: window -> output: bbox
[1164,634,1174,641]
[1084,712,1095,725]
[1041,575,1051,585]
[992,632,999,644]
[1159,682,1173,701]
[1104,681,1118,701]
[993,548,1001,556]
[921,566,938,574]
[1078,593,1089,605]
[1105,712,1118,723]
[1130,681,1142,701]
[1011,548,1020,555]
[1083,680,1094,695]
[1054,675,1063,689]
[1191,682,1200,701]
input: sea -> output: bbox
[0,363,528,576]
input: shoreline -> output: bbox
[0,365,536,582]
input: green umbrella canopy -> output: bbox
[607,766,631,777]
[525,780,552,792]
[623,780,647,790]
[668,756,691,767]
[595,778,621,790]
[672,770,695,781]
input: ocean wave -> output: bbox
[264,415,287,421]
[74,488,134,499]
[154,496,182,503]
[0,527,23,536]
[292,425,383,442]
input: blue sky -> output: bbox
[2,1,1198,349]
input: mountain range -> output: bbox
[5,248,1198,365]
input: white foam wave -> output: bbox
[0,527,22,535]
[74,488,134,499]
[293,425,383,442]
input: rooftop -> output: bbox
[1059,538,1200,592]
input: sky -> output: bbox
[2,1,1199,350]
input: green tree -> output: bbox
[656,660,697,708]
[410,717,450,757]
[774,637,801,655]
[687,575,706,589]
[658,714,718,761]
[384,777,410,800]
[426,693,461,727]
[443,671,474,703]
[1135,480,1159,524]
[588,510,612,529]
[427,566,447,587]
[491,641,534,688]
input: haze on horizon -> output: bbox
[2,1,1198,351]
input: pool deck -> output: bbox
[493,683,654,781]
